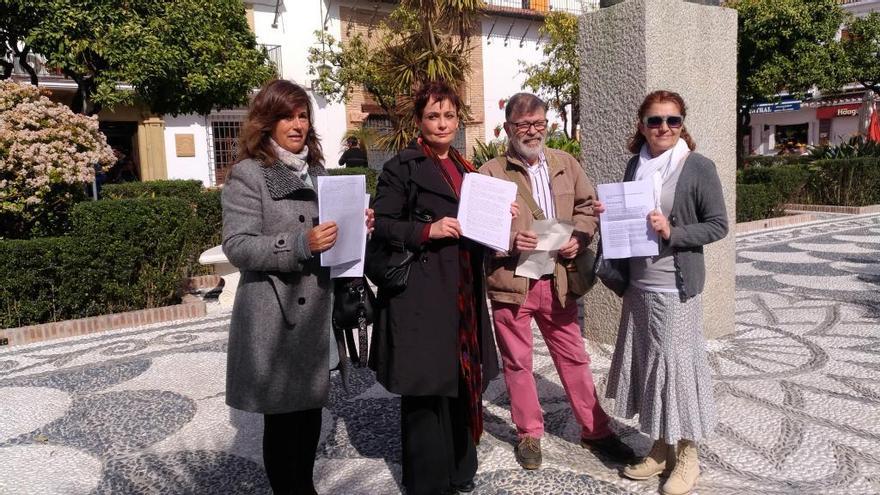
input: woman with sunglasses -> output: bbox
[604,90,728,495]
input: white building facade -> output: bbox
[160,0,597,186]
[747,0,880,155]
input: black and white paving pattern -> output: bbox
[1,213,878,494]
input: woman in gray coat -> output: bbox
[221,79,373,495]
[604,90,728,495]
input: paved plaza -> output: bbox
[1,213,879,495]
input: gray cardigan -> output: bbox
[621,152,728,300]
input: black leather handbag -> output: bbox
[364,159,431,292]
[592,241,629,297]
[564,246,598,297]
[332,277,376,368]
[365,238,417,292]
[333,277,376,328]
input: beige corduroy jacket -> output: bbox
[479,147,599,307]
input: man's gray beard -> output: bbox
[511,139,542,163]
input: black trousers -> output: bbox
[263,408,322,495]
[400,388,478,495]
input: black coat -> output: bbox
[338,147,368,168]
[368,141,499,397]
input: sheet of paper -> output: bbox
[330,194,371,278]
[533,219,574,251]
[515,250,555,279]
[597,179,659,260]
[318,175,366,267]
[514,220,575,279]
[457,173,517,252]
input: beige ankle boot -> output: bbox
[622,440,674,480]
[661,440,700,495]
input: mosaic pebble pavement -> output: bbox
[1,212,878,495]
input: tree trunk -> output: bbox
[1,38,14,80]
[13,45,38,86]
[559,106,569,139]
[737,103,751,168]
[66,70,90,115]
[571,98,580,141]
[0,60,12,80]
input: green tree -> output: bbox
[309,0,483,151]
[730,0,845,154]
[1,0,275,115]
[840,13,880,92]
[520,12,580,139]
[0,1,41,84]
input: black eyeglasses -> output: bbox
[643,115,684,129]
[510,119,548,133]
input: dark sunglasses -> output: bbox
[643,115,684,129]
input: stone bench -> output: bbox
[198,245,239,310]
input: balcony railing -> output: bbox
[4,52,66,79]
[484,0,598,15]
[260,44,282,77]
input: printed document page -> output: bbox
[330,194,371,278]
[514,219,574,279]
[597,179,659,260]
[317,175,366,267]
[457,173,517,252]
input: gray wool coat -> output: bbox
[221,158,334,414]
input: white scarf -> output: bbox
[635,138,690,210]
[271,138,309,174]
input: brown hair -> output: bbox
[238,79,324,166]
[505,92,548,121]
[413,81,463,119]
[627,90,696,154]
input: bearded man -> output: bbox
[480,93,634,470]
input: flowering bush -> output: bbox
[0,80,115,238]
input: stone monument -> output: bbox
[579,0,737,340]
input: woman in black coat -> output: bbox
[368,81,501,495]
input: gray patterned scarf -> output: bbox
[270,138,311,185]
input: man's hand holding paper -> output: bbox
[514,219,575,279]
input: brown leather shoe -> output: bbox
[581,434,635,463]
[514,436,542,470]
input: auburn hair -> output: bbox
[238,79,324,166]
[627,90,696,154]
[413,80,463,119]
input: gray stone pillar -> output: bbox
[579,0,737,341]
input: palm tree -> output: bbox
[309,0,485,152]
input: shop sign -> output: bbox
[816,103,861,119]
[751,100,801,114]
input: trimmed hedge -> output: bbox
[0,236,75,326]
[327,167,378,196]
[0,198,199,327]
[742,155,813,169]
[72,198,201,309]
[736,165,809,223]
[796,157,880,206]
[736,184,781,223]
[0,181,224,328]
[102,179,204,202]
[102,180,222,272]
[736,157,880,222]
